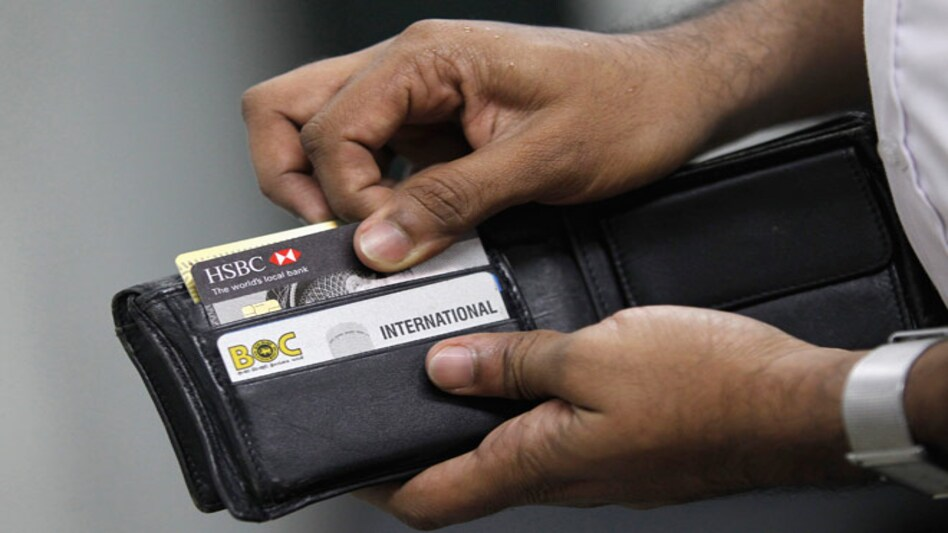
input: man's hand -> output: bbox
[243,22,749,274]
[358,307,868,529]
[242,21,723,271]
[242,0,866,274]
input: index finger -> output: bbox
[299,44,464,222]
[242,46,387,221]
[246,113,330,222]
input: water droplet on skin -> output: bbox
[508,62,515,68]
[484,27,492,31]
[582,42,590,47]
[494,34,501,39]
[463,26,472,32]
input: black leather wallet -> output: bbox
[113,113,947,521]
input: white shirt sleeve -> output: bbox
[865,0,948,305]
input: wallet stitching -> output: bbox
[848,144,909,328]
[668,114,865,184]
[153,298,256,504]
[586,251,610,316]
[143,284,190,302]
[130,300,216,500]
[708,148,893,309]
[841,147,893,265]
[153,295,264,507]
[564,215,612,318]
[184,321,274,503]
[601,217,640,307]
[884,264,910,329]
[577,227,611,317]
[489,251,535,330]
[139,352,213,499]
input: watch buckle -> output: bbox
[888,327,948,344]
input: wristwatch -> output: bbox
[842,328,948,498]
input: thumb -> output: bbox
[424,330,572,401]
[353,138,547,272]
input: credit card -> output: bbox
[216,271,509,383]
[176,220,339,302]
[192,224,491,325]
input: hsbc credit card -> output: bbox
[190,224,490,326]
[175,220,339,302]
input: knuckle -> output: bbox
[392,19,466,91]
[240,84,268,122]
[605,306,673,332]
[501,332,559,399]
[513,448,557,505]
[606,306,693,335]
[257,179,276,202]
[402,169,479,230]
[400,18,453,42]
[327,199,362,223]
[496,406,567,504]
[607,307,647,326]
[322,186,376,223]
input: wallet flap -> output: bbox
[598,137,892,310]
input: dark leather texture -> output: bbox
[114,263,533,521]
[112,113,947,521]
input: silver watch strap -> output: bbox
[843,333,948,498]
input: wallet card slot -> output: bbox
[199,230,497,329]
[207,270,518,384]
[208,264,497,332]
[234,317,521,387]
[187,265,530,503]
[117,233,533,518]
[226,318,526,499]
[205,236,527,331]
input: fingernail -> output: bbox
[359,220,413,265]
[428,346,475,390]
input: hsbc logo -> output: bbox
[201,248,307,289]
[203,257,266,285]
[200,248,309,293]
[270,248,300,266]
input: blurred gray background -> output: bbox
[2,1,946,531]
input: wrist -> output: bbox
[904,341,948,460]
[841,333,948,497]
[735,345,870,488]
[636,0,867,147]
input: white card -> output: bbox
[216,272,509,383]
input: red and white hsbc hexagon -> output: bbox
[269,248,300,266]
